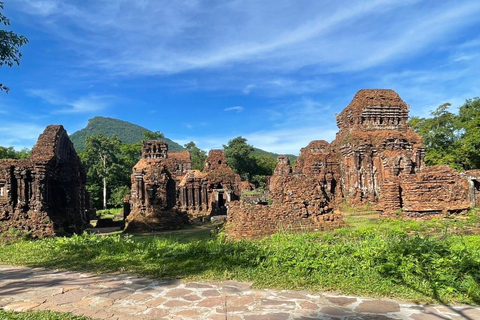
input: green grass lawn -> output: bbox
[1,208,479,305]
[0,310,98,320]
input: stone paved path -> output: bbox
[1,265,479,320]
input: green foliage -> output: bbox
[251,148,297,163]
[142,130,164,140]
[0,310,98,320]
[1,215,479,304]
[410,97,480,170]
[224,136,255,180]
[0,1,28,93]
[108,186,130,208]
[0,146,30,159]
[69,116,184,152]
[184,141,207,170]
[80,134,124,209]
[223,137,278,185]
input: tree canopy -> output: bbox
[223,136,277,187]
[184,141,207,170]
[409,97,480,170]
[0,1,28,93]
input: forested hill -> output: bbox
[69,116,185,152]
[252,148,297,162]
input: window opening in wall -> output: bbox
[474,179,480,191]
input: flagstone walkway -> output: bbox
[0,265,479,320]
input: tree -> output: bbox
[409,103,462,169]
[223,137,255,180]
[456,97,480,169]
[0,1,28,93]
[80,134,123,209]
[409,98,480,171]
[142,131,164,140]
[0,146,30,159]
[184,141,207,170]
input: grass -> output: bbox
[0,310,98,320]
[0,209,479,305]
[95,208,123,220]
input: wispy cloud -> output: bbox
[12,0,480,77]
[26,89,112,114]
[243,84,255,95]
[224,106,244,113]
[0,122,45,149]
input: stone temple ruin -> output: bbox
[226,89,479,238]
[2,89,479,238]
[0,125,89,237]
[124,142,241,231]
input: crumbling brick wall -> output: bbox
[0,125,89,237]
[226,201,343,239]
[225,146,344,238]
[398,166,470,217]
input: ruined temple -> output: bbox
[330,89,469,216]
[125,142,241,231]
[178,150,241,217]
[0,125,89,237]
[225,89,476,238]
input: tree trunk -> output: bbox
[103,177,107,210]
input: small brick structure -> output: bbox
[0,125,89,237]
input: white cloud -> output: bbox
[11,0,480,77]
[243,84,255,95]
[26,89,111,114]
[224,106,244,113]
[0,123,45,149]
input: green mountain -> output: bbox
[69,116,185,151]
[251,147,297,162]
[70,116,297,162]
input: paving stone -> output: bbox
[164,288,193,298]
[128,293,154,302]
[144,308,169,319]
[459,308,480,318]
[145,297,167,308]
[173,308,201,317]
[184,282,214,289]
[163,299,192,308]
[3,301,41,312]
[411,314,446,320]
[244,313,290,320]
[197,297,225,308]
[260,298,297,308]
[183,293,203,301]
[95,288,133,300]
[355,300,400,313]
[326,296,358,306]
[276,290,310,299]
[202,289,222,297]
[47,289,90,305]
[106,304,148,315]
[300,301,319,310]
[1,265,480,320]
[72,297,97,307]
[320,306,351,315]
[209,314,243,320]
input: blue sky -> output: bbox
[1,0,480,155]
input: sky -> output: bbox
[1,0,480,155]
